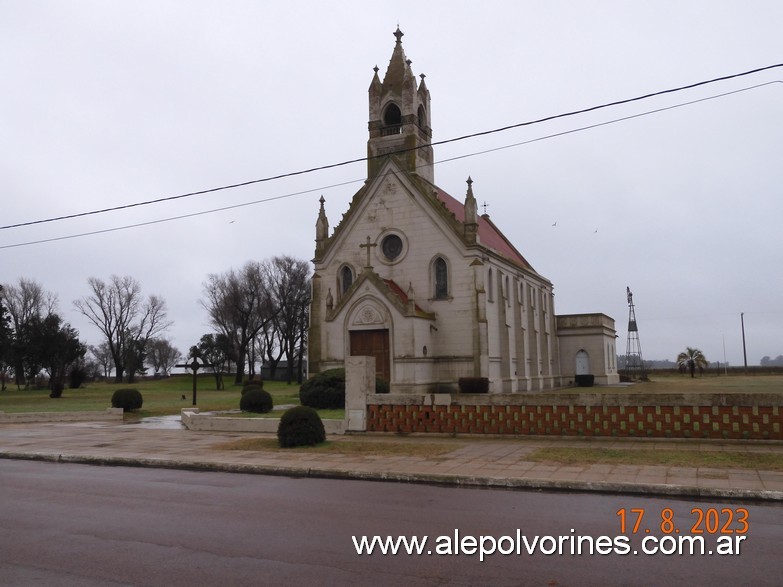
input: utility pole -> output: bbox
[741,312,748,374]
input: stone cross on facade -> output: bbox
[175,356,211,406]
[360,236,377,270]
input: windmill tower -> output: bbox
[625,287,646,380]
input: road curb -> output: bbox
[2,451,780,502]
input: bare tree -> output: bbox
[266,256,311,384]
[200,261,276,385]
[74,275,171,383]
[1,279,58,331]
[147,338,181,377]
[89,342,113,379]
[1,278,60,386]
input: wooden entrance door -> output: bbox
[349,329,390,383]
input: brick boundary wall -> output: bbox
[366,402,783,440]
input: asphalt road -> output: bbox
[1,460,781,586]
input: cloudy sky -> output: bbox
[2,1,781,368]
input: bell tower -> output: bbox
[367,27,434,184]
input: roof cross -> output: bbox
[360,236,377,270]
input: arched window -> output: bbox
[340,266,353,295]
[417,105,426,129]
[383,103,402,132]
[434,257,448,299]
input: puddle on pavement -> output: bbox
[127,415,186,430]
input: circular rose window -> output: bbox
[381,234,403,260]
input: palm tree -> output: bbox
[676,347,709,378]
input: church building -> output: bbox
[308,29,619,393]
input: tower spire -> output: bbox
[366,28,434,184]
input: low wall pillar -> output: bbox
[345,356,375,431]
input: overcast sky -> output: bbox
[2,1,781,369]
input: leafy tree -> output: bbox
[147,337,180,377]
[0,286,13,390]
[760,355,783,367]
[676,347,709,378]
[192,333,232,390]
[31,314,85,394]
[1,279,58,386]
[74,275,171,383]
[200,262,277,385]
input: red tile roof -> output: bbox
[433,186,533,271]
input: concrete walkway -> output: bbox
[1,419,782,501]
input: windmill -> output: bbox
[624,287,647,380]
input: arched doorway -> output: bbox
[575,350,590,376]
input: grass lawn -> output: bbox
[564,372,783,394]
[212,436,462,458]
[0,374,303,419]
[527,447,783,472]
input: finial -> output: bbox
[406,59,412,66]
[466,176,473,187]
[394,27,404,44]
[482,201,490,215]
[420,73,426,80]
[373,65,379,74]
[319,195,325,205]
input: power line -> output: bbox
[1,79,779,251]
[435,81,782,165]
[2,62,781,233]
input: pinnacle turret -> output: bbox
[366,27,434,184]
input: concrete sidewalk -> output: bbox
[0,419,782,501]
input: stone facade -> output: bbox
[308,29,617,394]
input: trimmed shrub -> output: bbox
[575,374,595,387]
[111,388,144,412]
[299,368,346,409]
[239,388,274,413]
[277,406,326,448]
[375,377,389,394]
[458,377,489,394]
[241,379,265,395]
[69,366,88,389]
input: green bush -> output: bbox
[111,388,144,412]
[458,377,489,393]
[575,374,595,387]
[299,368,346,409]
[241,379,265,395]
[277,406,326,448]
[239,388,274,413]
[69,366,88,389]
[300,368,389,407]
